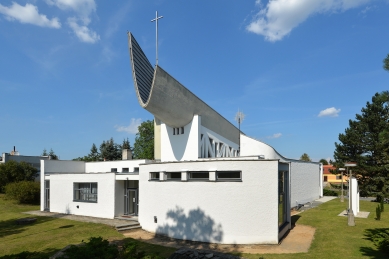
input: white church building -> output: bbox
[40,33,323,245]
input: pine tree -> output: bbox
[88,143,100,161]
[334,91,389,198]
[122,138,131,150]
[300,153,311,162]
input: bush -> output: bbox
[376,205,381,220]
[323,189,338,196]
[371,229,389,253]
[5,181,40,204]
[58,237,118,259]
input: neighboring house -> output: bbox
[323,164,348,185]
[40,33,322,245]
[1,149,51,181]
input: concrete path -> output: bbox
[24,211,137,227]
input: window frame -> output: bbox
[216,171,242,181]
[188,171,209,181]
[150,172,160,181]
[166,172,181,181]
[73,182,98,203]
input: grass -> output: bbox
[239,199,389,259]
[1,194,388,258]
[0,194,175,258]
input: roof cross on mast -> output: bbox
[151,11,163,66]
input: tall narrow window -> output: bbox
[278,171,288,228]
[181,127,184,134]
[173,128,176,135]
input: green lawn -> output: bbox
[239,199,388,259]
[1,194,387,258]
[0,194,175,258]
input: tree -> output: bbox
[0,161,38,192]
[88,143,100,161]
[384,53,389,72]
[334,91,389,198]
[41,148,48,156]
[133,120,154,160]
[300,153,311,162]
[48,148,58,160]
[122,138,131,150]
[319,159,329,165]
[100,138,121,161]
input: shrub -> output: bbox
[323,189,338,196]
[376,205,381,220]
[5,181,40,204]
[58,237,118,259]
[371,229,389,253]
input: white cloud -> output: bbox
[318,107,341,117]
[267,133,282,139]
[247,0,372,42]
[47,0,99,43]
[0,2,61,28]
[115,118,142,134]
[68,17,99,43]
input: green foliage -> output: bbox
[376,205,381,220]
[300,153,311,162]
[88,143,100,161]
[56,237,163,259]
[58,237,118,259]
[319,159,328,165]
[122,138,131,150]
[5,181,40,204]
[371,228,389,254]
[0,251,47,259]
[133,120,154,160]
[384,53,389,71]
[100,138,122,161]
[323,189,338,196]
[334,91,389,198]
[42,148,58,159]
[0,161,38,193]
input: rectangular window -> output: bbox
[134,167,139,173]
[122,168,129,173]
[167,172,181,181]
[73,183,97,202]
[324,176,328,182]
[173,128,176,135]
[111,168,117,172]
[181,127,184,134]
[217,171,241,181]
[150,172,160,180]
[336,175,341,180]
[189,171,209,181]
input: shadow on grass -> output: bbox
[360,228,389,259]
[0,216,56,239]
[0,248,59,259]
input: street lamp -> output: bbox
[339,168,345,202]
[344,162,357,226]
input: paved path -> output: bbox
[24,211,136,227]
[25,196,337,255]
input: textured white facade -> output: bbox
[139,159,290,244]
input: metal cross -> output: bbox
[151,11,163,66]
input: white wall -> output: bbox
[49,173,116,219]
[85,160,148,173]
[240,135,283,159]
[139,159,284,244]
[290,161,321,206]
[161,115,201,162]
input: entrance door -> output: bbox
[44,180,50,211]
[125,188,138,216]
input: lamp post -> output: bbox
[345,162,357,226]
[339,168,345,202]
[234,109,245,156]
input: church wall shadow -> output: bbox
[156,206,223,244]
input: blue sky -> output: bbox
[0,0,388,161]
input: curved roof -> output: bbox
[128,32,240,143]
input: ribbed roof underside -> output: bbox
[129,33,154,104]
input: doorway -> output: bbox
[125,188,138,216]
